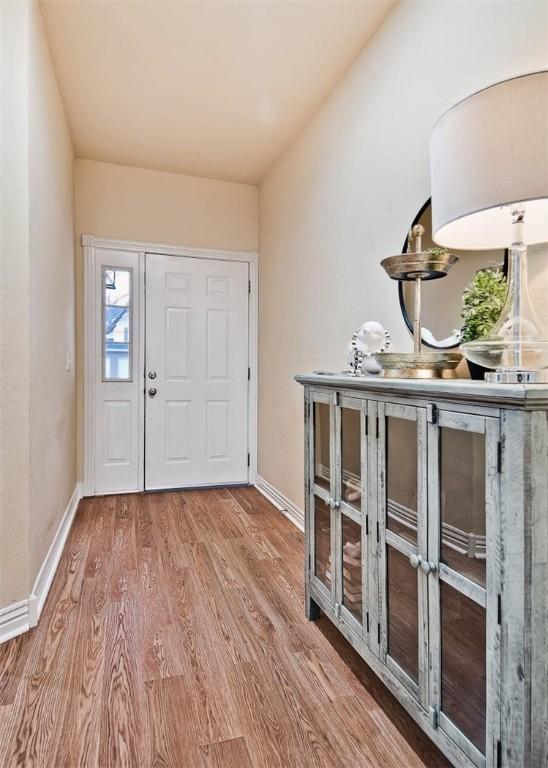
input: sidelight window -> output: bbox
[102,267,133,381]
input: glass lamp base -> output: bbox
[460,212,548,385]
[461,338,548,382]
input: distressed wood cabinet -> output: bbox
[296,374,548,768]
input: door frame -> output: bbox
[82,234,258,497]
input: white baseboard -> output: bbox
[254,475,304,531]
[0,600,30,644]
[28,482,83,627]
[0,482,83,644]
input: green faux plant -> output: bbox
[460,268,507,343]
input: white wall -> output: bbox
[0,0,75,605]
[75,159,258,250]
[74,159,258,478]
[28,1,76,580]
[258,0,548,510]
[0,1,31,606]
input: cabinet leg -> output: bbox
[306,596,321,621]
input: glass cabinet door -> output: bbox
[335,397,368,637]
[428,410,500,768]
[378,402,429,708]
[308,392,335,604]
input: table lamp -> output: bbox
[430,71,548,383]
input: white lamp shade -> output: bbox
[431,71,548,249]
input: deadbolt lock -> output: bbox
[148,371,157,379]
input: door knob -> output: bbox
[409,553,423,569]
[148,371,157,380]
[148,387,157,397]
[328,498,340,510]
[420,560,437,575]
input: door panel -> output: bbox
[104,400,132,462]
[165,307,189,379]
[378,402,428,706]
[335,396,368,637]
[341,513,363,623]
[309,392,369,629]
[439,426,486,586]
[340,406,362,512]
[440,582,486,753]
[94,250,143,493]
[428,409,500,767]
[206,400,229,459]
[309,393,335,603]
[313,400,331,492]
[386,415,418,545]
[313,494,332,592]
[207,309,229,378]
[387,545,419,683]
[165,400,190,461]
[145,254,249,489]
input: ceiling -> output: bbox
[39,0,394,185]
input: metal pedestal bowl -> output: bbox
[378,243,461,377]
[375,351,462,379]
[381,250,458,281]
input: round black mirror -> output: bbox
[398,199,508,349]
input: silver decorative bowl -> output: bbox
[375,351,463,379]
[381,251,458,281]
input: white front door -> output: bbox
[144,253,249,490]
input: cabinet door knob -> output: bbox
[420,560,437,575]
[327,498,340,510]
[409,553,423,569]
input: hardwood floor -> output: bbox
[0,488,449,767]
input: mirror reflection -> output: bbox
[400,201,506,349]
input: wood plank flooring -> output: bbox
[0,488,449,767]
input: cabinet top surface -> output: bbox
[295,372,548,408]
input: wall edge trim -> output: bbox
[81,234,258,262]
[0,600,30,645]
[255,474,304,531]
[0,482,87,646]
[27,482,83,629]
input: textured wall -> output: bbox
[258,0,548,510]
[0,0,75,605]
[0,1,31,605]
[28,0,76,581]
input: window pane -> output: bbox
[386,416,417,545]
[440,427,486,586]
[387,546,418,683]
[103,267,132,381]
[313,495,331,590]
[313,402,330,491]
[441,582,486,753]
[341,407,362,511]
[105,268,131,306]
[341,515,362,622]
